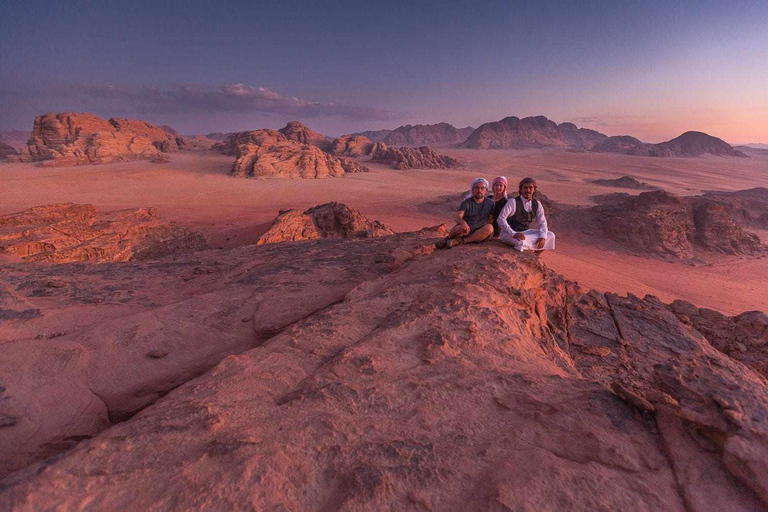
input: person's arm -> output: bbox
[535,201,548,238]
[498,199,521,238]
[455,209,469,230]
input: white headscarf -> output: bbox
[465,178,490,199]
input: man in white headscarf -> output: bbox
[436,178,495,249]
[498,177,556,252]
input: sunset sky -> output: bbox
[1,0,766,143]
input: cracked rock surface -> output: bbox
[1,236,767,510]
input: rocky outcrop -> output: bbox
[368,143,461,170]
[0,203,206,263]
[329,134,373,157]
[591,136,673,157]
[592,132,747,158]
[590,176,659,190]
[256,202,394,244]
[231,141,366,178]
[586,190,765,258]
[658,131,748,157]
[0,141,18,160]
[668,300,768,380]
[1,240,767,510]
[382,123,475,147]
[12,113,186,166]
[557,122,608,149]
[214,129,287,156]
[278,120,332,151]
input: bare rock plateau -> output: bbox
[0,203,206,263]
[0,224,767,510]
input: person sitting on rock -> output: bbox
[491,176,509,237]
[435,178,495,249]
[498,177,556,252]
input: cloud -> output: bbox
[568,115,647,128]
[57,83,405,121]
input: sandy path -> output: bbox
[2,149,767,314]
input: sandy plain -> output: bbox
[1,148,767,315]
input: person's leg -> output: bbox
[499,231,525,251]
[448,223,470,239]
[463,224,493,244]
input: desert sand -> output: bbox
[2,148,767,314]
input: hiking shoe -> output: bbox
[445,238,461,249]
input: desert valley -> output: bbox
[1,108,768,510]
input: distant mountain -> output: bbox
[557,122,608,149]
[744,143,768,149]
[657,131,747,157]
[382,123,475,147]
[592,132,747,158]
[206,132,231,141]
[0,130,31,151]
[734,145,768,157]
[462,116,569,149]
[591,136,672,157]
[354,129,391,143]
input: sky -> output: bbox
[1,0,767,143]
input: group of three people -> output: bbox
[436,176,556,252]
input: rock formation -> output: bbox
[0,141,18,160]
[278,121,332,151]
[0,203,206,263]
[591,136,673,157]
[256,202,394,244]
[1,238,766,510]
[583,190,765,258]
[668,300,768,380]
[658,131,748,157]
[368,143,461,170]
[557,122,608,149]
[382,123,475,147]
[231,141,366,178]
[590,175,659,190]
[329,134,373,157]
[592,132,747,158]
[12,113,187,166]
[461,116,611,150]
[214,129,287,156]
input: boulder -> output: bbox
[256,202,394,244]
[330,135,373,157]
[368,143,461,170]
[0,203,206,263]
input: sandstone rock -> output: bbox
[382,123,475,147]
[587,190,765,259]
[256,202,394,244]
[668,299,768,379]
[2,243,767,509]
[278,120,332,151]
[231,141,367,178]
[330,134,373,156]
[214,128,287,156]
[592,191,696,259]
[462,115,573,149]
[368,143,461,170]
[12,113,185,166]
[0,203,206,263]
